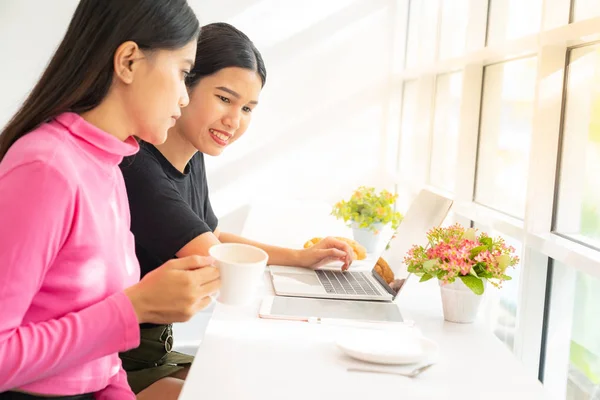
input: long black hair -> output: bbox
[187,22,267,88]
[0,0,199,161]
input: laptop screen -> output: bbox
[367,236,409,300]
[372,261,408,298]
[369,189,453,299]
[349,232,408,300]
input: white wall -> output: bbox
[189,0,406,233]
[0,1,79,127]
[0,0,405,234]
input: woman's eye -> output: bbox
[242,106,252,113]
[218,95,230,103]
[182,71,195,82]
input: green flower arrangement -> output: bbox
[331,186,403,233]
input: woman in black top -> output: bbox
[119,22,355,395]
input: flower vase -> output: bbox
[351,222,389,253]
[439,279,485,323]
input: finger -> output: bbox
[343,252,353,268]
[192,296,214,313]
[309,249,350,270]
[322,248,347,259]
[197,276,222,298]
[340,258,350,271]
[320,237,354,260]
[316,247,354,266]
[167,255,215,271]
[190,266,220,285]
[208,291,220,303]
[346,248,355,264]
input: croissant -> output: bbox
[374,257,394,284]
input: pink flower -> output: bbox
[404,224,519,286]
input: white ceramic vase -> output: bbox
[351,222,390,253]
[439,278,485,324]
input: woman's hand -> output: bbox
[297,237,355,271]
[125,255,221,324]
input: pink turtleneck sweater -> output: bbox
[0,113,141,398]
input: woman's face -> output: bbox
[125,40,197,145]
[177,67,263,156]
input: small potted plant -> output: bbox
[404,224,519,323]
[331,186,403,253]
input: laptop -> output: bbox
[268,189,453,302]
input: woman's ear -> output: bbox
[113,41,143,85]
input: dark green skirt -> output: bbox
[119,324,194,394]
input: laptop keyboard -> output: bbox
[315,270,382,296]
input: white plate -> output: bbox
[336,329,438,365]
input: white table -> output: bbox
[179,200,550,400]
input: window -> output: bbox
[438,0,469,60]
[555,44,600,250]
[394,0,600,391]
[572,0,600,22]
[474,223,523,351]
[429,71,463,192]
[546,262,600,399]
[568,270,600,399]
[475,57,537,218]
[398,81,419,176]
[487,0,543,45]
[405,0,439,68]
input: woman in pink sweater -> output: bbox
[0,1,220,399]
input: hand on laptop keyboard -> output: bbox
[296,237,355,270]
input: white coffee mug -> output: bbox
[208,243,269,305]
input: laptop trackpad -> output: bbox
[271,270,322,288]
[271,296,403,323]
